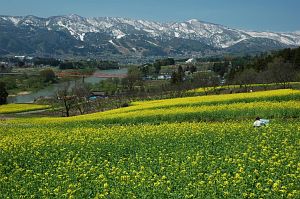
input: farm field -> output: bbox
[0,103,49,114]
[0,89,299,198]
[186,82,300,96]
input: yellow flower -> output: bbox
[103,183,109,189]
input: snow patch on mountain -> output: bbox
[245,31,300,46]
[79,33,86,41]
[1,14,300,50]
[187,19,199,24]
[30,15,300,47]
[109,40,118,47]
[174,32,180,38]
[112,29,126,39]
[3,16,21,25]
[221,35,248,48]
[147,40,159,46]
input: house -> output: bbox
[185,58,197,64]
[157,75,165,80]
[157,75,172,80]
[14,55,26,60]
[89,91,107,100]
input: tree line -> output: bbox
[2,47,300,109]
[0,57,120,70]
[211,47,300,89]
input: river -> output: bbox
[8,68,127,103]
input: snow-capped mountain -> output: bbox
[0,14,299,59]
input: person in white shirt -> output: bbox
[253,117,262,127]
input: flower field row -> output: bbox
[63,100,300,125]
[131,89,300,109]
[0,89,299,198]
[187,82,300,95]
[6,89,300,126]
[0,103,49,114]
[0,121,299,198]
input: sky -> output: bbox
[0,0,299,32]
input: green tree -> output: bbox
[294,47,300,69]
[153,58,175,75]
[140,64,150,76]
[40,68,56,83]
[177,65,185,82]
[153,62,161,75]
[98,78,120,95]
[212,62,228,77]
[1,77,17,90]
[171,71,179,84]
[171,66,185,84]
[0,81,8,105]
[189,65,197,73]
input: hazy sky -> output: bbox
[1,0,299,32]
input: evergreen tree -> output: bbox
[189,65,197,73]
[0,82,8,105]
[171,66,185,84]
[177,65,185,82]
[171,71,179,84]
[153,62,161,75]
[294,47,300,69]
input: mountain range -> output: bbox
[0,14,299,61]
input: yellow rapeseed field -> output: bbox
[0,103,49,114]
[0,89,299,198]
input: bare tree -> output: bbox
[267,57,296,88]
[55,84,77,117]
[192,71,220,95]
[235,68,258,91]
[72,83,91,115]
[256,70,273,90]
[126,66,143,91]
[54,82,93,117]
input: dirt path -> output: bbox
[15,109,49,115]
[0,115,14,121]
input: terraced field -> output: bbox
[0,89,299,198]
[0,103,49,114]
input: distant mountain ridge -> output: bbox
[0,14,299,60]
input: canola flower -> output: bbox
[0,89,299,198]
[0,121,299,198]
[132,89,300,107]
[187,82,300,95]
[6,89,300,126]
[0,103,49,114]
